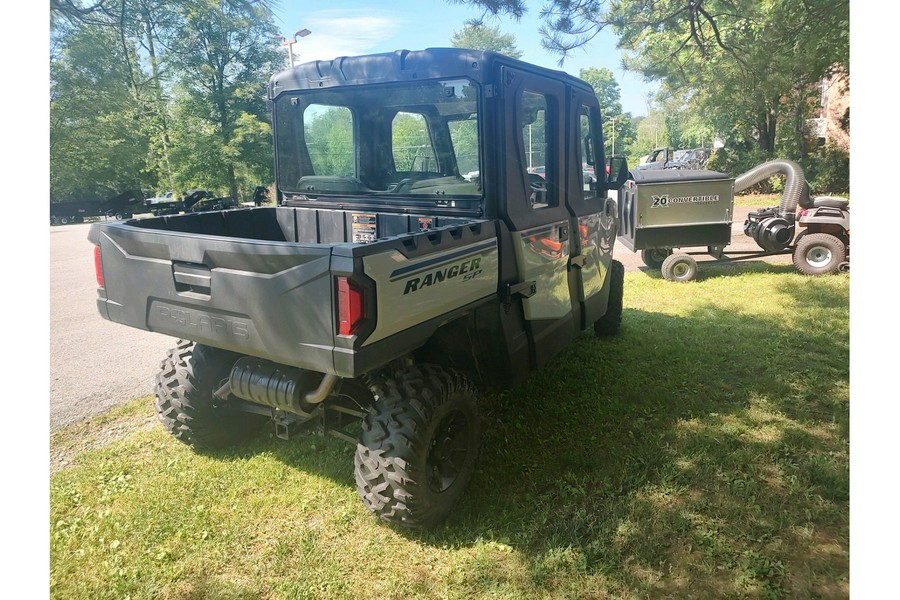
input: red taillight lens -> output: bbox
[94,245,104,288]
[337,276,365,336]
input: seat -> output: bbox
[812,196,849,210]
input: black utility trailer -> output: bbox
[50,190,144,225]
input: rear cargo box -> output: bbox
[617,170,734,251]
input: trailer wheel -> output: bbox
[59,216,70,225]
[641,248,671,270]
[792,233,845,275]
[154,340,266,449]
[355,365,480,529]
[594,259,624,337]
[661,254,698,282]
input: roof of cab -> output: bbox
[268,47,592,98]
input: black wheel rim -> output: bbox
[427,409,470,493]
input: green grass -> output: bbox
[735,193,782,208]
[50,267,849,599]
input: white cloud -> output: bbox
[289,9,407,63]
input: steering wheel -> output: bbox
[527,173,547,190]
[390,178,416,193]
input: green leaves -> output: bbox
[50,0,284,202]
[450,22,523,59]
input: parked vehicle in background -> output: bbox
[666,148,711,170]
[632,147,672,171]
[144,191,181,216]
[50,190,144,225]
[188,194,238,213]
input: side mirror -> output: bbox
[606,156,629,190]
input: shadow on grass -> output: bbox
[204,273,848,598]
[639,259,797,281]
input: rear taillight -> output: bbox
[93,245,104,288]
[337,276,365,336]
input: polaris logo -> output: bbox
[403,257,483,295]
[156,305,250,340]
[651,194,720,208]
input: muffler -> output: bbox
[222,357,339,415]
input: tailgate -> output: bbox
[89,223,336,374]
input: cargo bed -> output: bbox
[89,206,498,377]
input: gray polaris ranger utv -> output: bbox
[88,48,628,528]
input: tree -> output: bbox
[450,22,523,59]
[50,22,152,201]
[447,1,848,157]
[166,0,284,199]
[578,67,635,157]
[50,0,285,201]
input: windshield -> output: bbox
[274,78,481,200]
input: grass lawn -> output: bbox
[50,265,849,599]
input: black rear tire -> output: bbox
[154,340,266,449]
[594,259,624,337]
[641,248,671,270]
[792,233,845,275]
[354,365,480,528]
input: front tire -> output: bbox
[355,365,480,528]
[154,340,266,449]
[793,233,845,275]
[594,259,624,337]
[661,253,698,282]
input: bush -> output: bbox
[706,146,778,193]
[705,143,850,197]
[801,144,849,196]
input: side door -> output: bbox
[566,92,618,329]
[500,66,576,369]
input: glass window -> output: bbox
[521,90,554,209]
[274,78,481,199]
[448,117,479,180]
[579,110,598,199]
[304,105,354,176]
[392,112,436,172]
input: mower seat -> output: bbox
[811,196,849,209]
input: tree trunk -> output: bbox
[214,67,237,199]
[756,105,777,155]
[142,8,174,187]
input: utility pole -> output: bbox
[610,116,617,156]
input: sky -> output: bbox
[272,0,657,117]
